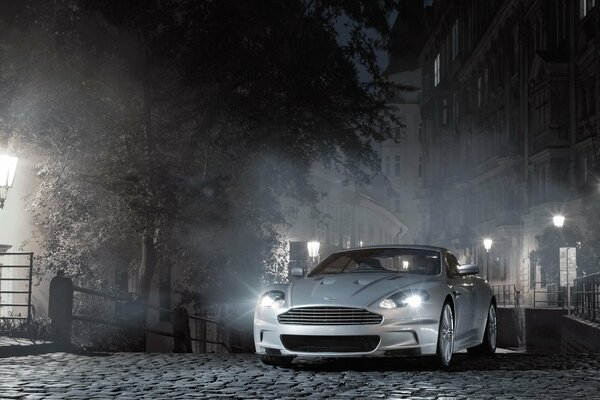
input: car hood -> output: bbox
[289,273,437,308]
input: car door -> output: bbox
[444,252,475,342]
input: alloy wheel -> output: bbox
[439,303,454,365]
[487,304,497,351]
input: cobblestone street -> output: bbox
[0,351,599,399]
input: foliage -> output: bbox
[0,314,52,341]
[1,1,399,306]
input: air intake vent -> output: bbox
[277,307,383,325]
[281,335,380,352]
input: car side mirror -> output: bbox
[291,267,304,277]
[458,264,479,276]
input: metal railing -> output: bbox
[491,284,520,307]
[0,253,33,333]
[532,282,566,308]
[72,284,251,353]
[49,273,252,353]
[491,283,524,346]
[573,272,600,324]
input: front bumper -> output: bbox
[254,306,440,357]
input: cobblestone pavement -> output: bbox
[0,351,599,399]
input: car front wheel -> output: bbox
[436,302,455,367]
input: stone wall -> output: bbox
[497,307,522,348]
[561,315,600,353]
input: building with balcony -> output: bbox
[419,0,600,301]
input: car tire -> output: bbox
[258,355,295,367]
[467,303,497,356]
[435,301,455,367]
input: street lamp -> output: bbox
[0,153,18,209]
[553,214,570,315]
[483,238,493,281]
[307,240,320,267]
[553,215,565,228]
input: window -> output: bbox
[394,126,407,143]
[580,0,596,19]
[534,17,546,51]
[556,1,567,45]
[512,26,519,76]
[498,46,504,88]
[442,98,448,124]
[434,53,440,86]
[453,92,459,121]
[451,19,459,60]
[538,165,549,202]
[484,68,489,99]
[384,155,391,176]
[477,76,482,107]
[535,91,549,133]
[394,155,401,177]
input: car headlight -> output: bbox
[259,290,285,308]
[379,290,430,309]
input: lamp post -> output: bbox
[483,238,493,281]
[0,153,18,209]
[307,241,320,269]
[553,215,565,228]
[553,214,570,315]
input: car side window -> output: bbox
[445,252,460,278]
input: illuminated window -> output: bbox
[580,0,596,18]
[451,19,459,60]
[434,53,440,86]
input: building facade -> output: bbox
[283,164,408,274]
[420,0,600,301]
[380,0,428,245]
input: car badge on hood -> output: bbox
[323,297,335,301]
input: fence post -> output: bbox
[48,271,73,346]
[172,306,192,353]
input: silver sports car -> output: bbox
[254,245,497,367]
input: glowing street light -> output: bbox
[553,215,565,228]
[483,238,493,281]
[0,153,18,209]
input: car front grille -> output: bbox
[277,306,383,325]
[280,335,380,353]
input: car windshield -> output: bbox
[308,248,441,276]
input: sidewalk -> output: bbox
[0,335,60,357]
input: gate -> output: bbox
[0,252,33,333]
